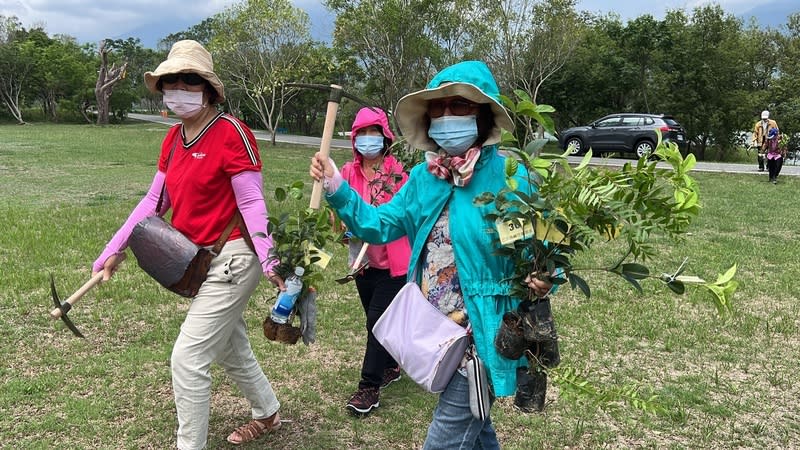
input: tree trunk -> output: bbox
[94,40,128,126]
[697,142,707,161]
[2,100,24,124]
[691,139,707,161]
[80,100,93,124]
[44,90,57,121]
[0,83,25,124]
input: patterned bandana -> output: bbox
[425,147,481,187]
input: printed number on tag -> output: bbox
[496,218,534,245]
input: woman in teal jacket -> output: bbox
[311,61,553,449]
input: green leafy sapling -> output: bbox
[479,92,738,412]
[261,180,338,291]
[474,92,737,314]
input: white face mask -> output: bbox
[355,135,384,159]
[163,90,205,119]
[428,115,479,156]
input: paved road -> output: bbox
[130,113,351,149]
[129,113,800,176]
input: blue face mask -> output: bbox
[428,115,479,156]
[355,135,384,159]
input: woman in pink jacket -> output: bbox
[340,107,412,416]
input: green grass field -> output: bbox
[1,122,799,449]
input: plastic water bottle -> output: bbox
[270,267,305,324]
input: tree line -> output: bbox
[2,0,799,160]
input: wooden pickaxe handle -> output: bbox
[50,272,104,319]
[50,253,126,319]
[310,84,343,210]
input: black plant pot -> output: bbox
[514,366,547,413]
[495,310,528,360]
[520,298,558,342]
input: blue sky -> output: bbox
[0,0,779,48]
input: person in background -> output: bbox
[339,107,411,416]
[310,60,555,449]
[765,127,785,184]
[752,110,779,172]
[92,40,284,449]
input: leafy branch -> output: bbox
[474,91,738,314]
[365,161,405,206]
[484,92,738,415]
[544,365,662,414]
[263,180,338,289]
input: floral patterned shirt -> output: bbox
[420,205,466,322]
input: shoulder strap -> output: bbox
[210,210,255,256]
[156,134,180,215]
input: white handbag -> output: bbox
[373,282,469,393]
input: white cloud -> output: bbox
[1,0,338,45]
[2,0,772,47]
[1,0,238,43]
[1,0,338,46]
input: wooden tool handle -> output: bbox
[310,85,342,210]
[50,253,126,319]
[351,242,369,270]
[50,271,104,319]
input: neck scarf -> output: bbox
[425,147,481,187]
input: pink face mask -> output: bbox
[163,90,205,118]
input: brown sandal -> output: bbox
[226,412,281,445]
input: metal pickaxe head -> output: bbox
[49,253,125,338]
[335,260,369,285]
[50,273,85,338]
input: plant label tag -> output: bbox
[535,221,570,244]
[496,218,534,245]
[305,244,332,269]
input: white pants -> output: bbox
[172,239,279,450]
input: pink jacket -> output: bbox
[341,107,410,277]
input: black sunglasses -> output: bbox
[160,73,206,86]
[427,98,479,118]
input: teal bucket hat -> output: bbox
[395,60,514,151]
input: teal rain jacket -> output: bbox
[327,60,538,396]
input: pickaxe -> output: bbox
[283,83,377,209]
[49,253,126,337]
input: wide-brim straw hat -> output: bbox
[395,60,514,151]
[144,40,225,104]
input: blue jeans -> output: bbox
[423,371,499,450]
